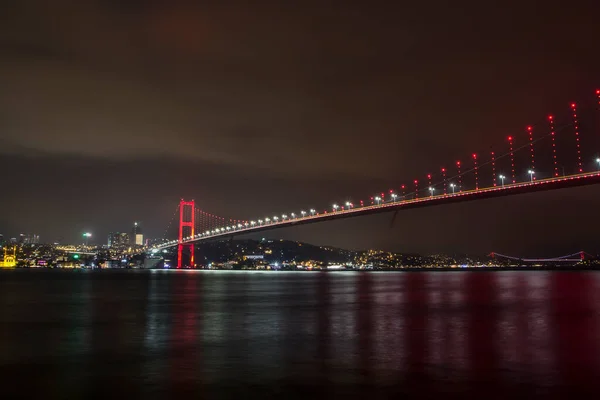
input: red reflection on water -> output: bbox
[426,273,445,371]
[169,273,202,393]
[446,273,468,374]
[466,272,497,383]
[551,272,599,394]
[516,273,531,371]
[405,273,427,380]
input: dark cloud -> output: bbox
[1,0,600,254]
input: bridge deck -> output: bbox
[153,171,600,250]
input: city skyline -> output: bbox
[4,236,597,270]
[1,1,600,255]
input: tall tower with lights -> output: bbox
[131,222,144,246]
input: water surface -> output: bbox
[1,269,599,399]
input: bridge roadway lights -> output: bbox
[159,172,600,251]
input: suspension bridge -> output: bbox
[490,251,593,264]
[150,90,600,268]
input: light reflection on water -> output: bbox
[1,269,600,398]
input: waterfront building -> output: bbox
[0,247,17,268]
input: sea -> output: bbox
[1,269,599,399]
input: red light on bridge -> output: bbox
[473,154,479,189]
[456,161,462,192]
[528,125,535,179]
[571,102,583,172]
[441,167,447,194]
[491,151,496,186]
[548,115,553,120]
[508,135,516,183]
[571,103,576,108]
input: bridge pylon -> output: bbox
[178,199,195,268]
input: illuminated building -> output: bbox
[108,232,130,248]
[131,222,143,246]
[17,234,40,245]
[0,247,17,268]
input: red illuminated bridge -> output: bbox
[150,90,600,268]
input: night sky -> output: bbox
[1,0,600,256]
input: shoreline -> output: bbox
[3,265,600,272]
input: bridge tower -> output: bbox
[177,199,195,268]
